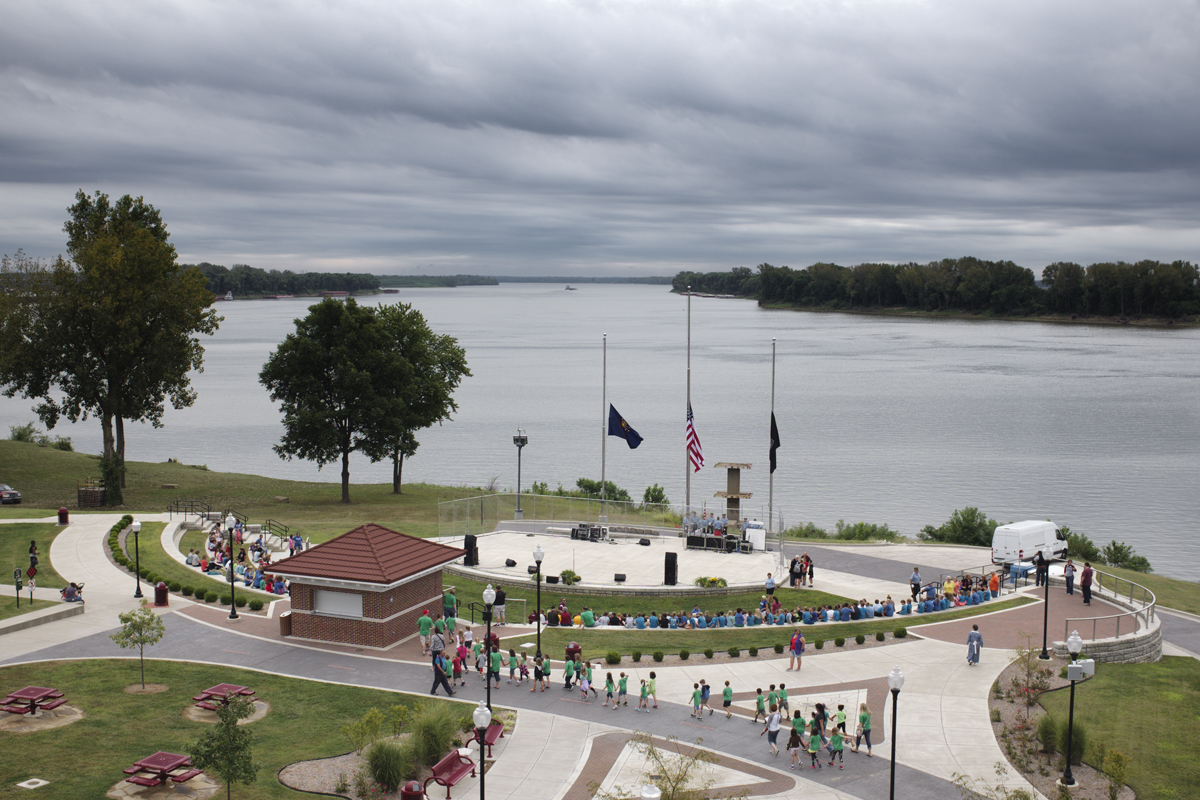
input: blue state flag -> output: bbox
[607,404,643,449]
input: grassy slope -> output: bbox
[0,598,54,622]
[1039,657,1200,800]
[0,659,469,800]
[1,522,69,589]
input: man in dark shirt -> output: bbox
[494,586,507,625]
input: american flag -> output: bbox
[686,403,704,473]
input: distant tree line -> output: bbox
[190,263,380,296]
[498,275,674,284]
[375,275,499,287]
[673,258,1200,319]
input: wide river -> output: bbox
[3,284,1198,579]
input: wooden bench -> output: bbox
[423,750,476,799]
[481,718,505,757]
[40,698,68,711]
[125,776,162,787]
[171,769,203,783]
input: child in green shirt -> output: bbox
[563,658,576,690]
[603,673,616,708]
[637,679,649,712]
[690,683,703,718]
[777,683,789,713]
[617,673,628,706]
[753,688,765,723]
[507,650,519,684]
[722,681,733,718]
[828,728,845,769]
[807,725,823,769]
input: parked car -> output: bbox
[0,484,22,504]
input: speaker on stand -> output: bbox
[463,534,478,567]
[664,551,678,586]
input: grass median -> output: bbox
[2,521,69,590]
[0,658,469,799]
[496,595,1035,657]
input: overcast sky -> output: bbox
[2,0,1198,276]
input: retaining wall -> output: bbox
[1045,575,1162,663]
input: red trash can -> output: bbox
[400,780,425,800]
[154,581,169,607]
[565,641,582,663]
[57,507,69,525]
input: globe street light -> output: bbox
[473,700,492,800]
[226,514,239,621]
[1039,558,1052,660]
[641,786,661,800]
[533,544,545,659]
[1062,630,1084,787]
[888,665,905,800]
[513,431,528,520]
[132,520,143,599]
[468,585,497,712]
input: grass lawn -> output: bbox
[495,595,1035,657]
[1038,656,1200,800]
[0,658,473,799]
[1094,565,1200,616]
[0,597,55,622]
[2,522,70,590]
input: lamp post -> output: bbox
[513,430,527,520]
[641,786,661,800]
[533,544,544,659]
[131,520,143,599]
[1062,630,1084,787]
[473,700,492,800]
[888,665,905,800]
[469,585,497,712]
[226,514,239,620]
[1039,557,1051,660]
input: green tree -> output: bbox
[643,483,669,505]
[109,600,166,689]
[589,732,744,800]
[919,506,998,547]
[362,303,469,494]
[189,694,260,800]
[260,298,409,503]
[575,478,631,502]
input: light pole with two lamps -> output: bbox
[226,513,239,620]
[888,665,905,800]
[513,431,527,520]
[473,700,492,800]
[131,520,143,599]
[533,544,544,659]
[1061,630,1094,787]
[467,584,497,712]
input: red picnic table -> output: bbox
[193,683,255,711]
[124,751,203,787]
[2,686,66,716]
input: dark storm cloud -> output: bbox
[1,0,1198,274]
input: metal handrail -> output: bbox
[1063,567,1156,643]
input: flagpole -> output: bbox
[685,286,691,519]
[601,333,607,522]
[771,338,784,567]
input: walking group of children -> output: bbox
[751,684,873,770]
[560,659,660,712]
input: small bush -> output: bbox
[205,591,218,603]
[678,649,690,660]
[1060,666,1069,680]
[815,639,824,649]
[235,596,248,608]
[894,627,907,638]
[835,637,845,647]
[876,631,885,642]
[248,598,264,612]
[990,707,1001,723]
[631,650,642,662]
[1037,715,1058,753]
[652,651,664,662]
[855,634,865,645]
[366,741,406,793]
[704,648,714,659]
[605,651,621,665]
[168,581,182,592]
[773,642,784,654]
[181,585,194,597]
[1059,720,1087,765]
[728,647,740,658]
[748,646,758,657]
[139,568,150,579]
[559,569,580,586]
[220,593,233,605]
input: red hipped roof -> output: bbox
[271,524,464,584]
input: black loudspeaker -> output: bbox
[664,552,678,586]
[527,565,538,575]
[546,575,560,584]
[615,573,626,582]
[505,558,517,567]
[639,538,651,546]
[463,534,478,567]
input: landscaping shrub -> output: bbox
[1037,714,1058,754]
[605,651,621,665]
[774,642,784,654]
[220,593,232,605]
[631,650,642,662]
[168,581,181,593]
[815,639,824,649]
[410,702,470,767]
[204,591,218,603]
[855,634,865,645]
[366,741,406,792]
[181,585,194,597]
[139,568,150,579]
[835,637,845,647]
[748,646,758,657]
[235,596,247,608]
[876,631,885,642]
[1059,719,1087,765]
[704,648,714,659]
[894,627,907,638]
[248,598,264,612]
[727,647,740,658]
[652,651,664,662]
[559,569,580,586]
[678,649,689,660]
[693,576,728,588]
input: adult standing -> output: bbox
[430,651,455,696]
[966,624,983,666]
[909,568,921,602]
[765,573,776,597]
[852,703,872,756]
[788,629,805,671]
[807,557,815,588]
[789,556,801,588]
[443,588,457,623]
[417,609,434,655]
[494,585,507,625]
[1063,559,1076,595]
[763,704,783,755]
[1080,562,1093,606]
[1034,550,1048,588]
[429,627,446,667]
[28,540,39,569]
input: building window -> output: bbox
[314,589,363,619]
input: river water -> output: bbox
[3,284,1198,579]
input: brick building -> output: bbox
[271,523,464,649]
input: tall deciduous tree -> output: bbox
[190,694,260,800]
[0,191,220,495]
[259,298,410,503]
[364,303,470,493]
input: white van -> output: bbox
[991,520,1066,564]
